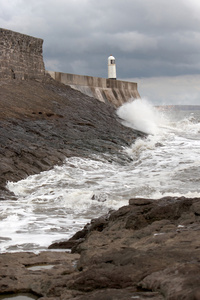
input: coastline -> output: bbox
[1,196,200,299]
[0,78,200,299]
[0,77,144,193]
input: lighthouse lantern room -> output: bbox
[108,55,117,80]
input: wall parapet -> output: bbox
[47,71,140,107]
[0,28,45,80]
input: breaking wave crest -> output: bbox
[117,98,200,137]
[117,98,167,134]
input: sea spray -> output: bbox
[2,107,200,252]
[117,98,167,134]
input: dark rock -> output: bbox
[1,78,200,299]
[1,197,200,298]
[129,198,153,206]
[90,215,109,232]
[125,213,148,230]
[191,202,200,215]
[48,240,80,250]
[0,78,144,192]
[49,215,109,251]
[73,290,164,300]
[68,197,200,298]
[194,289,200,300]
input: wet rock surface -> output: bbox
[1,197,200,299]
[51,196,200,299]
[1,78,200,299]
[0,77,144,192]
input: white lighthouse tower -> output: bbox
[108,55,117,80]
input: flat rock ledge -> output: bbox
[1,196,200,299]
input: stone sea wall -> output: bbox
[0,28,45,80]
[48,71,140,107]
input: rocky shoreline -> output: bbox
[1,78,200,299]
[0,77,143,193]
[1,196,200,299]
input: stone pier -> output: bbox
[47,71,140,107]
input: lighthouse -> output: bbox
[108,55,117,80]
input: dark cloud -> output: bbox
[1,0,200,103]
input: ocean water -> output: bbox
[1,99,200,253]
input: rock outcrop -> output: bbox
[0,77,144,192]
[52,196,200,299]
[0,196,200,299]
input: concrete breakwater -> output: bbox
[47,71,140,107]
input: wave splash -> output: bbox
[117,98,167,135]
[3,101,200,253]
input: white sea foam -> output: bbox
[2,100,200,253]
[117,98,168,134]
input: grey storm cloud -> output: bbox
[1,0,200,104]
[1,0,200,77]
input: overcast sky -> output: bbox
[1,0,200,104]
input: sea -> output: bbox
[1,99,200,253]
